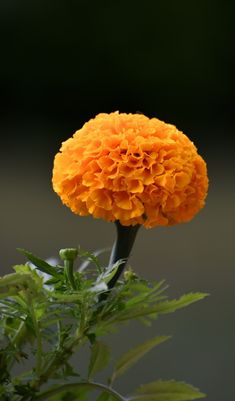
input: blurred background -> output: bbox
[0,0,234,399]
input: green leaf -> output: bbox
[150,293,209,315]
[0,272,38,297]
[78,248,103,273]
[88,341,110,379]
[51,388,89,401]
[17,248,60,277]
[125,280,167,307]
[15,383,36,397]
[50,293,84,303]
[44,277,61,285]
[111,336,170,384]
[97,392,116,401]
[78,247,110,272]
[96,260,125,285]
[90,281,108,294]
[131,380,206,401]
[13,264,43,288]
[109,293,208,322]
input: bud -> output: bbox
[124,269,138,281]
[59,248,78,262]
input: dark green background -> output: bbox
[0,1,234,399]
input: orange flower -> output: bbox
[52,112,208,228]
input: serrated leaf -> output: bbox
[111,336,170,384]
[151,293,209,315]
[88,341,110,379]
[131,380,206,401]
[110,293,208,322]
[17,248,60,277]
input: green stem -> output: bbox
[31,306,86,389]
[33,381,126,401]
[64,260,76,290]
[12,321,25,345]
[7,321,26,370]
[31,342,76,389]
[29,301,42,375]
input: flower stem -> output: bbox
[64,259,76,290]
[29,301,42,375]
[107,221,140,289]
[7,321,26,370]
[30,334,83,390]
[30,304,87,390]
[33,381,126,401]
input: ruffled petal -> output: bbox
[52,112,208,228]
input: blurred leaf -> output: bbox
[13,264,43,288]
[111,335,171,384]
[97,260,125,285]
[50,293,84,303]
[0,272,38,297]
[44,277,61,285]
[14,383,36,397]
[50,387,89,401]
[150,293,209,315]
[131,380,206,401]
[88,341,110,379]
[90,281,108,294]
[78,248,110,272]
[63,362,80,378]
[97,392,116,401]
[17,249,61,277]
[63,390,88,401]
[78,248,103,273]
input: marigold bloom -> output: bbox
[52,112,208,228]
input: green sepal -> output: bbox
[59,248,78,261]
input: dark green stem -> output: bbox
[107,221,140,289]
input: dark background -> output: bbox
[0,1,234,400]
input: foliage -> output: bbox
[0,248,208,401]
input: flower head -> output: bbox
[52,112,208,228]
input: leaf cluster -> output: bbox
[0,248,208,401]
